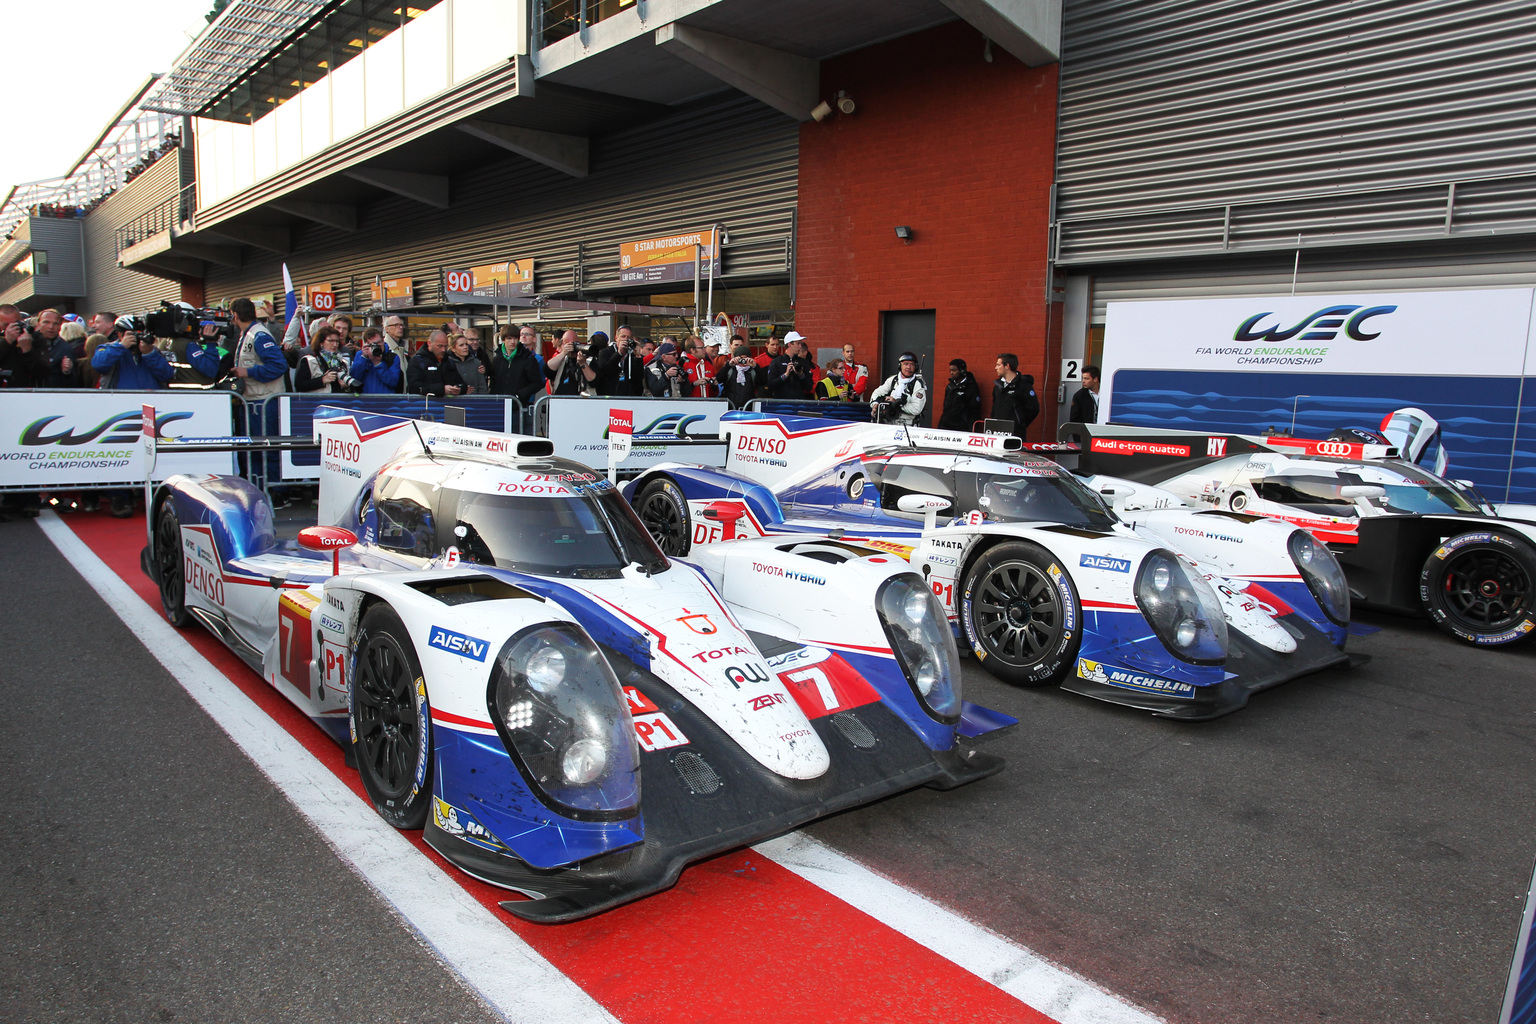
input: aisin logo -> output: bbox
[1233,305,1397,343]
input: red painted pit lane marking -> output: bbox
[60,510,1069,1024]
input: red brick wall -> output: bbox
[794,21,1059,433]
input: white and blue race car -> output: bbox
[140,408,998,922]
[623,413,1354,720]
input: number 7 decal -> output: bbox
[787,667,838,713]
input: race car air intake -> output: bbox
[1134,551,1229,664]
[1288,530,1350,626]
[876,574,962,722]
[486,623,640,820]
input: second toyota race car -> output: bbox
[1064,409,1536,649]
[623,414,1352,720]
[141,408,997,922]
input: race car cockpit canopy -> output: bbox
[367,456,669,578]
[869,451,1118,530]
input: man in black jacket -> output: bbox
[938,358,983,431]
[715,346,762,408]
[991,352,1039,440]
[407,330,464,396]
[767,338,815,400]
[491,324,546,406]
[1069,364,1101,423]
[592,329,645,396]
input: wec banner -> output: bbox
[545,397,728,470]
[0,390,236,490]
[1101,287,1536,504]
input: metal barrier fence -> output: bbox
[0,388,251,493]
[744,399,873,422]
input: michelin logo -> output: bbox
[1077,658,1196,698]
[1080,554,1131,573]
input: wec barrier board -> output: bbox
[0,390,235,490]
[542,397,729,470]
[1100,288,1536,503]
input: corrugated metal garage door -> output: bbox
[204,94,798,309]
[1056,0,1536,265]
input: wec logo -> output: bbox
[1233,305,1397,343]
[428,626,489,662]
[19,410,193,447]
[602,412,705,440]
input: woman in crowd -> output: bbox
[295,326,354,393]
[449,332,489,395]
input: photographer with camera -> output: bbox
[0,322,50,388]
[295,326,355,394]
[90,327,174,390]
[768,333,815,400]
[870,351,928,426]
[714,345,762,408]
[646,340,693,397]
[348,328,403,394]
[545,329,594,396]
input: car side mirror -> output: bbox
[299,525,358,574]
[897,493,951,531]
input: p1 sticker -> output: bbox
[633,713,689,751]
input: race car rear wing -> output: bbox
[1060,420,1401,481]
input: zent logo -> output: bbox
[428,627,489,662]
[1079,554,1132,573]
[1207,437,1227,457]
[749,693,788,711]
[1233,305,1397,343]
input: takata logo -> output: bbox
[19,410,193,447]
[602,412,704,441]
[1233,305,1397,343]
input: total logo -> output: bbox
[1233,304,1397,343]
[1076,658,1196,698]
[603,412,705,441]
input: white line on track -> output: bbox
[37,513,618,1024]
[753,835,1165,1024]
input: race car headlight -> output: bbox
[1135,551,1227,664]
[876,574,961,722]
[1289,529,1350,626]
[486,623,639,821]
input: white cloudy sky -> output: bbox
[0,0,212,195]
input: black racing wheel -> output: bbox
[154,499,188,627]
[351,604,433,828]
[636,477,692,557]
[1419,530,1536,647]
[960,541,1081,686]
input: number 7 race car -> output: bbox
[623,413,1354,720]
[1063,409,1536,648]
[139,407,999,922]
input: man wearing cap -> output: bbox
[714,345,762,407]
[768,335,815,400]
[646,340,693,397]
[870,352,928,426]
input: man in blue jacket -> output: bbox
[350,328,404,393]
[91,330,174,390]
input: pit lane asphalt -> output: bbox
[0,520,502,1024]
[6,513,1533,1024]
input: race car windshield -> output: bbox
[960,467,1117,529]
[1365,464,1481,515]
[444,488,669,577]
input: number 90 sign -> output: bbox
[445,270,472,293]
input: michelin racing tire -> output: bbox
[637,477,692,557]
[1419,530,1536,648]
[351,604,434,829]
[961,541,1081,687]
[154,499,188,627]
